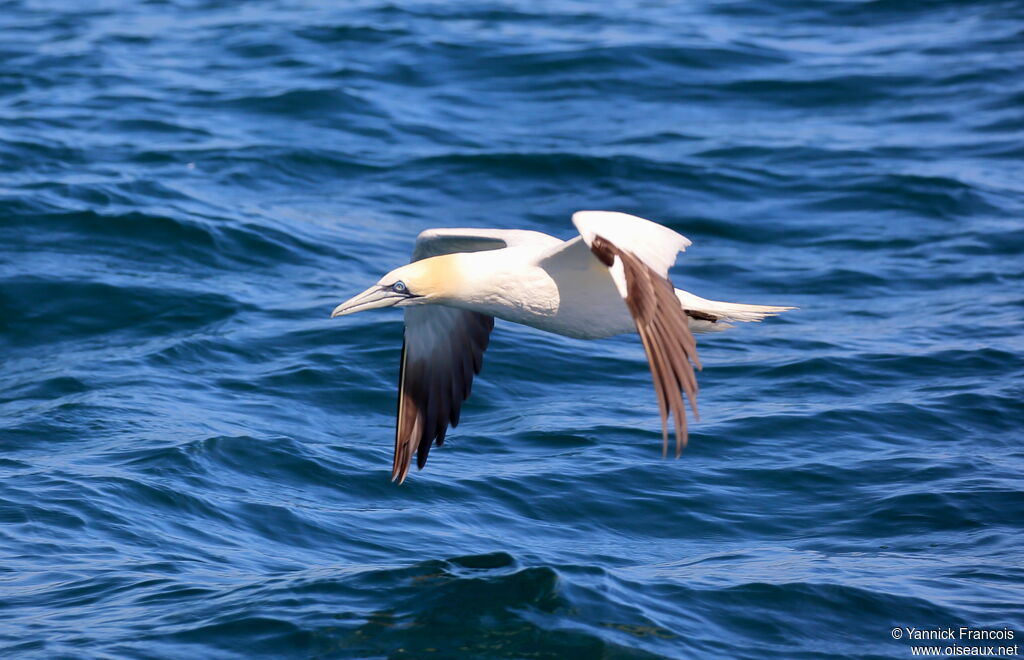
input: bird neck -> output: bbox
[435,249,556,319]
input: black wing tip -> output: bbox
[392,310,495,485]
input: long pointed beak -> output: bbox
[331,285,402,318]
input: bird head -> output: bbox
[331,255,462,318]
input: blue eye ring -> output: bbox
[391,280,408,294]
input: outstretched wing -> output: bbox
[572,211,701,457]
[394,305,493,483]
[393,228,559,483]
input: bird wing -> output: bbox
[393,228,559,483]
[570,211,701,457]
[393,305,493,484]
[412,227,560,261]
[571,210,691,283]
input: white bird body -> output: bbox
[404,237,788,339]
[427,242,631,339]
[332,211,793,483]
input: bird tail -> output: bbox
[676,289,794,333]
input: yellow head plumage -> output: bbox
[377,254,466,302]
[331,253,470,318]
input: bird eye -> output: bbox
[392,280,408,294]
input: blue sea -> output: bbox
[2,1,1023,658]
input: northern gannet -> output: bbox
[332,211,792,483]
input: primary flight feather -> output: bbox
[331,211,792,483]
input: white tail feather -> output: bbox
[677,289,794,333]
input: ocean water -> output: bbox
[2,1,1023,658]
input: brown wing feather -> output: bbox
[590,235,702,457]
[392,307,494,484]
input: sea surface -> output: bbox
[2,1,1023,658]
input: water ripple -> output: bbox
[2,0,1023,657]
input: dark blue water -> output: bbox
[3,1,1023,658]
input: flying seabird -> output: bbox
[332,211,792,483]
